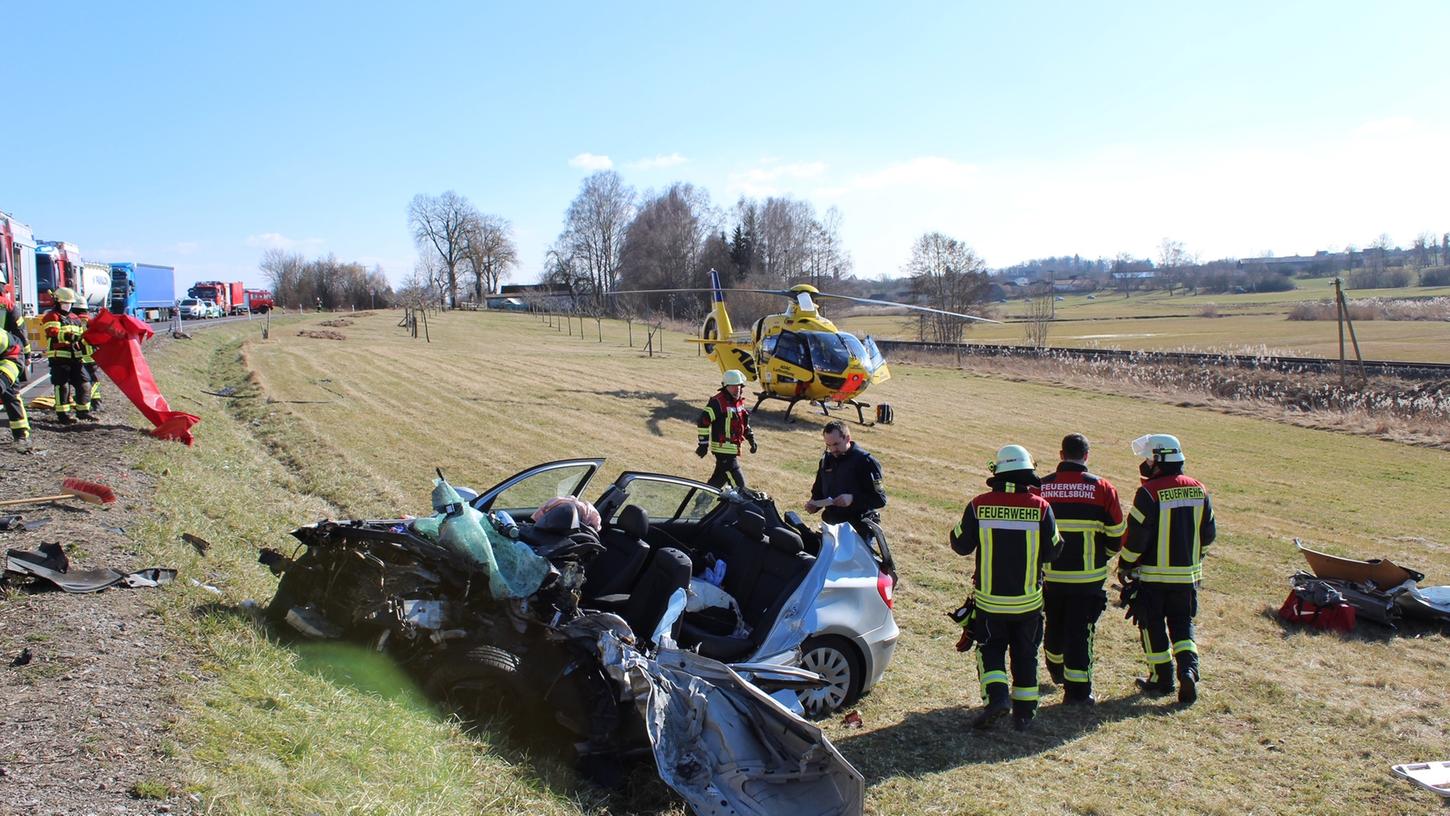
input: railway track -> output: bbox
[876,340,1450,381]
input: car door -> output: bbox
[469,458,605,518]
[595,472,719,545]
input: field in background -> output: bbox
[136,310,1450,815]
[838,282,1450,361]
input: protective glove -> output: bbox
[747,437,758,454]
[695,443,709,459]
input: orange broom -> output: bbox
[0,478,117,508]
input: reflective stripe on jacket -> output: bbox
[1120,473,1216,584]
[697,389,751,455]
[1040,463,1126,586]
[951,482,1062,614]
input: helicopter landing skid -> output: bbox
[752,392,876,426]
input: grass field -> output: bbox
[838,282,1450,362]
[134,310,1450,815]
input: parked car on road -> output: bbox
[178,298,207,319]
[201,299,224,318]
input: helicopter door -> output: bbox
[766,330,813,384]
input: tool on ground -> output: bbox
[0,478,117,508]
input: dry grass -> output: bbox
[134,309,1450,815]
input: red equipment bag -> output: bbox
[1278,591,1357,633]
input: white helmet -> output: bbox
[990,444,1035,474]
[722,369,747,387]
[1132,434,1185,464]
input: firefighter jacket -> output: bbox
[1120,470,1216,585]
[41,308,86,359]
[697,389,752,455]
[1,326,20,366]
[950,478,1062,615]
[73,310,96,363]
[811,443,888,525]
[3,298,27,355]
[1040,462,1126,588]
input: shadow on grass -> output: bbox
[196,603,677,814]
[1260,605,1449,643]
[560,389,699,437]
[835,693,1179,785]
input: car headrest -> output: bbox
[535,502,579,533]
[738,510,767,539]
[767,526,803,555]
[618,504,649,539]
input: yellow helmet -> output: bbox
[53,287,78,304]
[722,369,747,387]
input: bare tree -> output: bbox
[558,171,635,308]
[408,191,478,308]
[802,206,852,286]
[1157,238,1193,295]
[906,232,991,343]
[617,183,717,313]
[260,249,306,307]
[462,213,519,301]
[1024,285,1053,348]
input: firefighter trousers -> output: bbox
[707,453,747,489]
[1,360,29,438]
[48,358,92,417]
[973,609,1043,718]
[1135,584,1199,686]
[1043,584,1108,700]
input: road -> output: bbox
[16,312,264,399]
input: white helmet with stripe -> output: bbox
[1132,433,1185,464]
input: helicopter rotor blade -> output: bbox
[809,292,1001,323]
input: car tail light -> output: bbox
[876,570,895,610]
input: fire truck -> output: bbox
[35,240,82,312]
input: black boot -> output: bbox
[57,413,77,426]
[1177,665,1199,706]
[973,695,1011,730]
[1045,660,1065,687]
[1012,701,1036,732]
[1063,683,1096,706]
[1135,676,1174,696]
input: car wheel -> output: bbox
[424,644,522,717]
[797,635,863,717]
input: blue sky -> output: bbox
[5,1,1448,290]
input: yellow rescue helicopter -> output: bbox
[624,270,998,425]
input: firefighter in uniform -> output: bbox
[950,445,1062,731]
[1118,433,1216,706]
[1038,433,1125,705]
[806,420,888,540]
[40,287,95,424]
[2,295,32,452]
[695,369,756,489]
[72,299,102,413]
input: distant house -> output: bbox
[500,283,574,310]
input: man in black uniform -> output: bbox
[806,420,887,539]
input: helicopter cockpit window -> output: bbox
[805,331,852,373]
[772,331,810,369]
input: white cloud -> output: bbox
[245,232,326,251]
[629,152,688,170]
[727,160,829,197]
[569,152,614,171]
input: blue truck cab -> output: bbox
[109,262,176,320]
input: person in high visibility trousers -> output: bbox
[1038,433,1125,705]
[1118,433,1216,706]
[695,369,756,489]
[1,309,32,452]
[950,444,1062,731]
[40,288,95,424]
[72,299,102,413]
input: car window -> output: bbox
[477,462,599,515]
[612,475,718,524]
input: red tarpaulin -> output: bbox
[83,309,200,445]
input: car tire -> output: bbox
[424,644,522,716]
[797,635,864,718]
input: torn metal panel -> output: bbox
[1296,539,1424,588]
[4,543,174,593]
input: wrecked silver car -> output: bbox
[264,470,864,816]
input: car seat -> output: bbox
[583,504,651,599]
